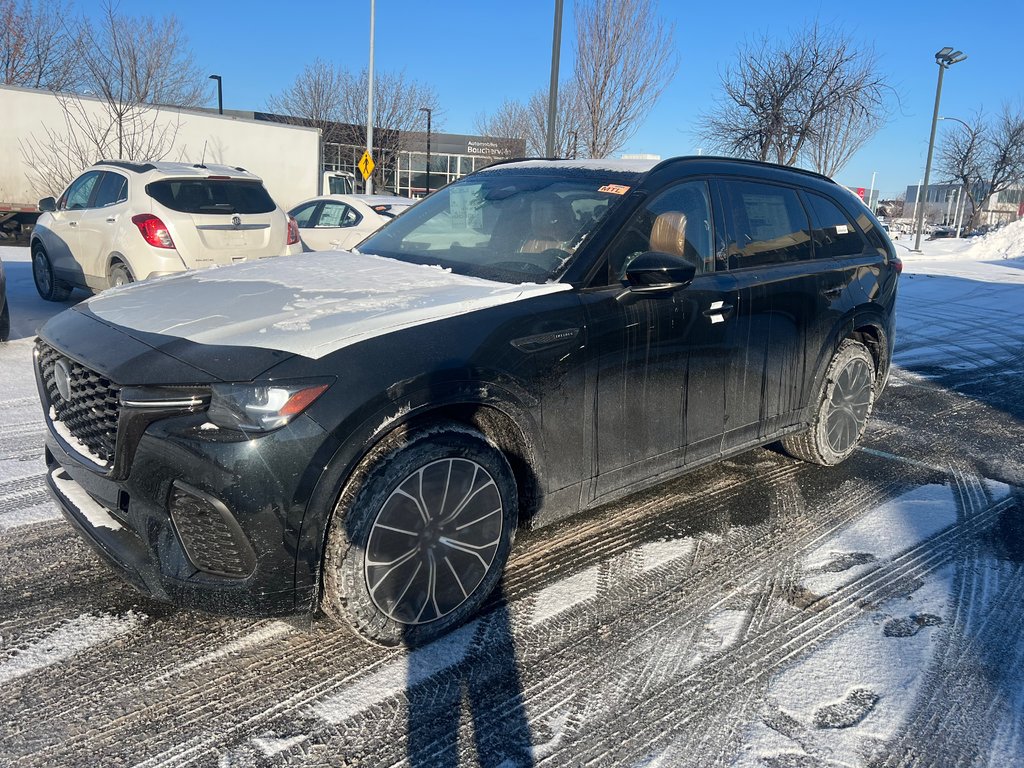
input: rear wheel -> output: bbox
[108,261,134,288]
[322,423,517,647]
[32,245,72,301]
[783,339,876,466]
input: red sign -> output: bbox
[1018,201,1024,217]
[856,187,866,200]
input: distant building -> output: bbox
[905,181,1023,225]
[621,153,661,161]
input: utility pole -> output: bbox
[545,0,564,157]
[366,0,376,194]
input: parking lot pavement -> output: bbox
[1,244,1022,767]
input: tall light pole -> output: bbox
[419,107,432,195]
[366,0,376,194]
[870,170,877,211]
[914,47,967,251]
[209,74,222,115]
[545,0,564,157]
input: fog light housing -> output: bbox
[169,482,257,578]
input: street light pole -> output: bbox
[209,74,222,115]
[366,0,375,194]
[545,0,564,157]
[914,47,967,252]
[420,107,432,196]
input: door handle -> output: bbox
[106,216,117,223]
[68,221,78,227]
[703,301,734,323]
[821,286,843,299]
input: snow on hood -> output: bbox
[83,251,570,360]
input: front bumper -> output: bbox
[43,409,329,617]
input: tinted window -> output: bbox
[63,171,101,210]
[600,180,714,284]
[720,180,812,268]
[317,202,360,228]
[92,172,128,208]
[805,192,866,259]
[290,202,319,228]
[146,179,276,214]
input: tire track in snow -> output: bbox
[0,611,144,685]
[542,479,1014,766]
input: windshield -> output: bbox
[356,172,633,283]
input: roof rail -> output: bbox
[649,155,837,184]
[95,160,157,173]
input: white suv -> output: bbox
[30,161,302,300]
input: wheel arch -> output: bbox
[293,386,543,610]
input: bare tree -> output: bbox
[938,114,985,228]
[805,90,889,176]
[939,106,1024,229]
[335,68,441,187]
[1,0,82,90]
[474,98,531,159]
[475,82,581,159]
[78,2,205,109]
[266,58,347,135]
[19,3,199,195]
[20,93,180,196]
[703,23,891,169]
[573,0,677,158]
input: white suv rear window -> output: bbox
[146,179,275,215]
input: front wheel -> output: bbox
[32,245,72,301]
[783,339,876,466]
[322,423,518,647]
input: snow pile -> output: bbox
[964,218,1024,260]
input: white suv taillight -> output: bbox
[131,214,175,249]
[286,216,300,246]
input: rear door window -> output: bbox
[317,202,360,228]
[92,172,128,208]
[719,180,812,268]
[146,179,276,214]
[804,192,867,259]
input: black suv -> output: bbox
[36,157,899,646]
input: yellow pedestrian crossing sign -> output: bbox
[358,150,375,180]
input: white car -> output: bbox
[30,161,302,300]
[288,194,413,252]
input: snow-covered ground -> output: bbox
[1,224,1023,766]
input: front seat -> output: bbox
[649,211,704,272]
[520,196,577,254]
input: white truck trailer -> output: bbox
[0,84,321,241]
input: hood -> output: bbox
[81,251,570,360]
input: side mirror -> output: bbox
[38,197,57,212]
[622,251,697,295]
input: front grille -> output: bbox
[169,485,256,578]
[37,342,121,465]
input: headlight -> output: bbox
[208,379,332,432]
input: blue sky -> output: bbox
[104,1,1021,198]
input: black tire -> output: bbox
[322,423,518,647]
[0,300,9,343]
[108,261,134,288]
[782,339,876,466]
[32,245,72,302]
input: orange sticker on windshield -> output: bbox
[598,184,631,195]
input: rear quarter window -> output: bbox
[146,179,276,214]
[804,192,867,259]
